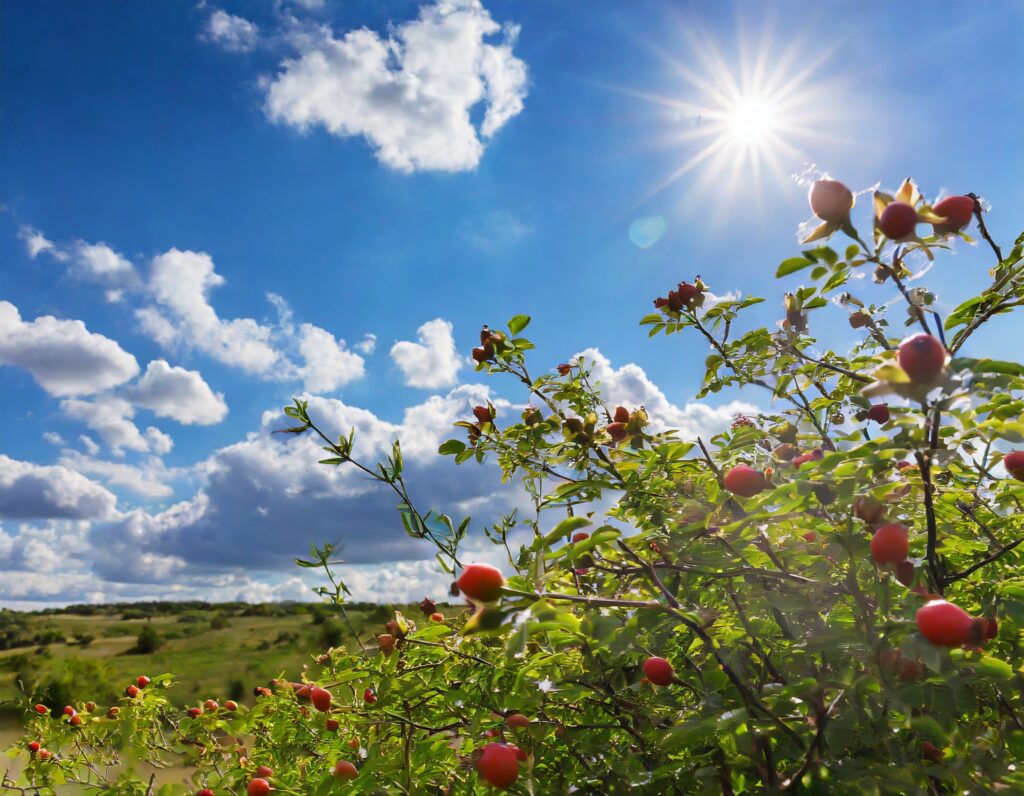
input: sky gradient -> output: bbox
[2,0,1022,607]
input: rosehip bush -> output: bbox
[7,178,1024,793]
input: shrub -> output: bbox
[132,625,162,655]
[6,179,1024,793]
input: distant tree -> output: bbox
[133,625,161,655]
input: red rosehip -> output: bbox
[125,685,139,698]
[507,743,528,761]
[363,688,377,704]
[723,465,766,498]
[1003,451,1024,481]
[666,291,683,312]
[870,522,909,566]
[898,333,946,383]
[606,422,628,442]
[571,532,589,543]
[247,779,271,796]
[347,737,360,750]
[63,706,75,716]
[921,742,945,763]
[84,701,96,712]
[310,687,332,713]
[455,563,505,603]
[506,713,530,730]
[204,699,219,712]
[326,718,339,732]
[642,656,674,686]
[802,532,817,542]
[430,612,444,622]
[916,599,978,647]
[107,707,119,717]
[28,741,40,752]
[477,743,520,789]
[865,403,890,424]
[854,495,886,525]
[33,704,47,714]
[932,195,973,232]
[472,405,492,424]
[878,201,918,240]
[334,760,358,782]
[798,448,825,467]
[849,311,870,329]
[224,700,238,711]
[613,406,630,424]
[556,363,571,376]
[773,443,797,461]
[984,617,998,640]
[37,749,51,761]
[255,765,273,778]
[136,676,150,689]
[70,714,83,726]
[198,790,216,796]
[808,179,854,223]
[676,281,701,304]
[418,597,436,615]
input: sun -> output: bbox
[724,95,779,145]
[611,20,849,218]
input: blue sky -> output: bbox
[1,0,1022,607]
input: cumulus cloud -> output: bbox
[71,241,135,279]
[0,455,118,520]
[128,360,228,425]
[576,347,758,437]
[390,319,461,389]
[203,9,260,52]
[294,323,366,393]
[263,0,527,172]
[90,386,515,581]
[355,333,377,355]
[141,248,280,374]
[0,301,140,396]
[60,395,153,454]
[57,451,176,499]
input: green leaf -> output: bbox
[508,315,531,335]
[776,256,814,277]
[438,439,466,456]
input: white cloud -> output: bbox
[71,241,135,278]
[145,427,175,456]
[390,318,461,389]
[43,432,66,446]
[105,289,125,303]
[18,226,61,259]
[59,450,176,499]
[142,248,280,374]
[263,0,527,172]
[60,395,151,454]
[80,435,100,456]
[574,347,758,438]
[203,9,260,52]
[128,359,228,425]
[356,333,377,355]
[0,455,118,520]
[294,323,366,393]
[0,301,140,396]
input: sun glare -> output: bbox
[611,20,848,220]
[725,95,778,144]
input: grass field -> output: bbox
[0,602,423,729]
